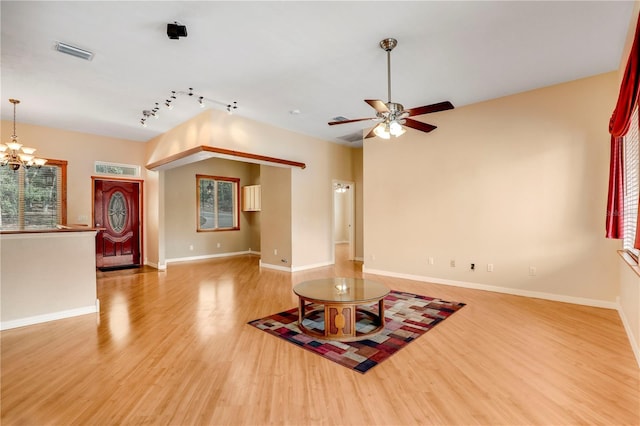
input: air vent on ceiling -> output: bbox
[55,42,94,61]
[331,116,350,122]
[338,131,364,144]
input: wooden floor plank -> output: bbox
[2,244,638,425]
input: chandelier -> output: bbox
[0,99,47,170]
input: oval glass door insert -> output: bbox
[108,191,127,232]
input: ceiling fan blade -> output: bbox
[364,99,389,113]
[364,127,377,139]
[328,117,375,126]
[405,101,454,117]
[404,118,437,133]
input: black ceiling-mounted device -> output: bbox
[167,22,187,39]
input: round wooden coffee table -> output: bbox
[293,277,390,342]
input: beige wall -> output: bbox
[364,72,621,304]
[1,231,98,329]
[0,122,150,258]
[0,122,147,225]
[145,109,355,270]
[290,140,353,269]
[260,165,292,267]
[246,165,261,252]
[333,191,349,242]
[619,257,640,363]
[616,3,640,365]
[352,148,364,260]
[163,157,259,260]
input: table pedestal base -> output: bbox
[297,298,386,342]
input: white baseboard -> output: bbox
[1,303,98,331]
[362,267,619,310]
[166,250,251,264]
[616,298,640,368]
[291,261,333,272]
[259,261,291,272]
[144,260,161,269]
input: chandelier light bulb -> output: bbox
[7,141,22,151]
[21,146,36,155]
[19,153,34,163]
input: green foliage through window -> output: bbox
[196,175,239,231]
[0,164,64,230]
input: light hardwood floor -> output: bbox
[2,244,639,425]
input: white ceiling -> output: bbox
[1,1,635,146]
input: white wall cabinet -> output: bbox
[243,185,261,211]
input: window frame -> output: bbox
[623,106,640,261]
[0,159,67,230]
[196,174,240,232]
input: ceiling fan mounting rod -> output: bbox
[380,38,397,104]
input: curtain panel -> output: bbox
[606,12,640,242]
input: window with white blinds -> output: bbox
[0,160,67,230]
[623,106,640,257]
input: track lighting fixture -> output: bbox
[139,88,238,127]
[226,101,238,114]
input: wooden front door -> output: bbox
[94,179,141,269]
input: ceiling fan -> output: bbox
[328,38,454,139]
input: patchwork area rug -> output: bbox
[248,290,465,374]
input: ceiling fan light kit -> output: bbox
[328,37,454,140]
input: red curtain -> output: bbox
[606,137,624,238]
[606,12,640,240]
